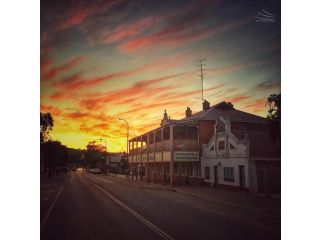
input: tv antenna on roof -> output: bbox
[197,59,206,101]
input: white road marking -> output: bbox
[97,177,112,184]
[89,180,174,240]
[40,186,63,231]
[86,173,113,183]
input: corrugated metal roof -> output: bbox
[179,101,269,123]
[129,101,269,140]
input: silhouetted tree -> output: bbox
[41,140,68,171]
[266,93,281,152]
[40,112,54,143]
[67,148,85,167]
[84,141,107,168]
[266,93,281,122]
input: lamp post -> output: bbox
[118,118,130,179]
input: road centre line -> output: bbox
[88,174,112,184]
[40,186,63,232]
[89,179,174,240]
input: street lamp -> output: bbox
[118,118,130,178]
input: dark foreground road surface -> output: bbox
[40,172,280,240]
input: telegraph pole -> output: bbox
[197,59,206,101]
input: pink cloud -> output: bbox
[49,65,151,101]
[79,73,185,109]
[42,56,86,81]
[58,0,121,30]
[243,98,267,112]
[102,16,157,43]
[227,95,251,104]
[119,18,250,52]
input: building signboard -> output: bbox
[148,153,155,161]
[174,151,198,162]
[163,151,171,162]
[142,154,148,162]
[155,152,162,162]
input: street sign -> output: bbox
[174,151,198,162]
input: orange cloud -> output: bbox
[79,73,185,109]
[50,65,150,100]
[40,104,63,116]
[243,98,267,112]
[155,84,224,101]
[227,95,251,104]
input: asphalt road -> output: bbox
[40,172,280,240]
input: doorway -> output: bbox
[214,166,218,186]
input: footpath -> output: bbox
[107,173,281,214]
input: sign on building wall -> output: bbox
[148,153,155,161]
[163,151,171,162]
[142,154,147,162]
[155,152,162,162]
[174,151,198,162]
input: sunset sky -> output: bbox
[40,0,280,152]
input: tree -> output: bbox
[266,93,281,122]
[67,148,85,167]
[84,141,107,168]
[41,140,68,170]
[266,93,281,152]
[40,112,54,143]
[86,141,106,152]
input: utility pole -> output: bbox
[99,138,108,174]
[118,118,129,178]
[197,59,206,101]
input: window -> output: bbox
[210,145,214,151]
[218,141,225,150]
[224,167,234,182]
[230,143,236,150]
[205,167,210,179]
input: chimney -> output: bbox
[202,100,210,111]
[185,107,192,117]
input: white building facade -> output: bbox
[201,117,250,190]
[201,116,280,193]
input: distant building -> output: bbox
[108,153,127,174]
[129,100,280,193]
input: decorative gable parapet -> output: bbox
[202,116,248,159]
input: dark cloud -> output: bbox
[256,80,280,90]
